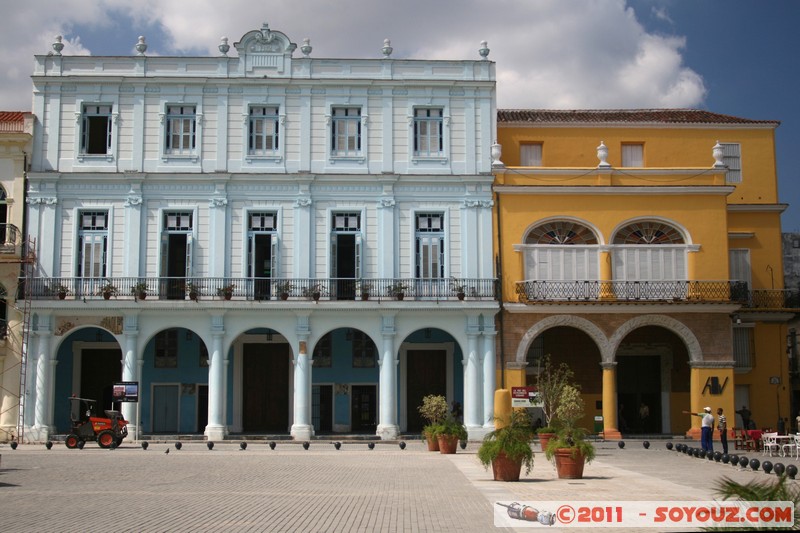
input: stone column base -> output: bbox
[25,425,52,443]
[685,427,702,440]
[376,424,399,440]
[123,424,141,442]
[467,425,490,441]
[204,424,228,441]
[291,424,314,441]
[601,429,622,440]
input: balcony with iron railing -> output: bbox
[28,277,499,303]
[0,224,23,255]
[514,280,800,310]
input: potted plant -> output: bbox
[97,281,118,300]
[534,355,574,451]
[388,281,407,301]
[302,283,323,301]
[434,415,467,455]
[450,277,467,300]
[185,281,200,301]
[275,280,293,301]
[217,283,235,300]
[131,281,148,300]
[418,394,448,452]
[50,283,69,300]
[477,409,536,481]
[545,384,596,479]
[359,280,371,301]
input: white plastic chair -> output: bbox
[782,435,800,459]
[762,432,780,457]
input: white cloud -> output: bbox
[0,0,705,111]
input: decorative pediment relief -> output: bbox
[235,23,297,76]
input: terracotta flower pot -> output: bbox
[425,434,440,452]
[553,448,586,479]
[491,451,523,481]
[437,434,459,454]
[538,432,555,452]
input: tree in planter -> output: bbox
[418,394,448,451]
[535,355,575,447]
[433,415,467,454]
[477,409,536,481]
[545,384,596,479]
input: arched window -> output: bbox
[520,221,600,281]
[612,221,687,282]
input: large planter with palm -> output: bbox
[418,394,448,452]
[477,410,535,481]
[544,385,596,480]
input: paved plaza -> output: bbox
[0,438,797,532]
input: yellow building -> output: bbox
[0,112,33,442]
[493,109,798,439]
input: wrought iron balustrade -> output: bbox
[0,223,22,254]
[27,277,498,302]
[515,280,754,304]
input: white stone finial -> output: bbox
[478,40,490,60]
[382,39,393,58]
[301,38,312,57]
[218,37,230,56]
[52,35,64,56]
[597,140,611,168]
[712,140,726,168]
[491,142,504,167]
[135,36,147,56]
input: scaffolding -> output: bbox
[0,234,36,443]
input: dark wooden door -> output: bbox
[406,350,446,432]
[80,348,122,413]
[243,343,290,432]
[313,385,333,433]
[351,385,376,432]
[197,384,208,433]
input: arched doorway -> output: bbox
[311,327,379,434]
[615,326,690,434]
[53,328,122,433]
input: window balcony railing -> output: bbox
[514,280,800,309]
[0,223,22,254]
[26,277,498,303]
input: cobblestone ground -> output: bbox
[1,439,798,532]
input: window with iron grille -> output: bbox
[248,106,279,156]
[330,107,361,156]
[155,330,179,368]
[313,333,332,368]
[351,330,376,368]
[413,108,443,157]
[249,212,277,231]
[165,105,196,155]
[164,212,193,231]
[332,212,360,232]
[81,104,112,155]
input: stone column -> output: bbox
[32,320,53,442]
[121,313,139,440]
[601,362,621,440]
[464,329,482,438]
[481,323,497,430]
[291,340,313,440]
[376,314,398,440]
[205,314,227,440]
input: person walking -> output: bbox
[683,407,714,452]
[736,405,752,430]
[717,407,728,455]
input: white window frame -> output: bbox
[621,143,644,167]
[74,99,119,163]
[157,207,199,279]
[159,101,202,163]
[721,142,742,183]
[612,245,688,282]
[520,245,600,281]
[243,99,286,164]
[73,207,114,297]
[732,324,754,372]
[240,207,284,279]
[413,107,444,158]
[325,207,366,280]
[520,143,542,166]
[327,106,366,163]
[408,102,450,167]
[414,212,446,279]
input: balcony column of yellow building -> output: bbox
[599,247,613,299]
[685,361,736,441]
[601,362,622,440]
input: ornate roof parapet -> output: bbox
[234,22,297,77]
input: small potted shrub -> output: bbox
[275,280,293,301]
[131,281,148,300]
[51,283,69,300]
[450,277,467,300]
[388,281,407,301]
[217,283,235,300]
[418,394,448,452]
[359,280,371,301]
[434,415,467,454]
[186,281,200,301]
[302,283,323,301]
[98,281,118,300]
[545,384,596,479]
[477,409,536,481]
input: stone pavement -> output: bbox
[0,438,797,532]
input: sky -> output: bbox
[0,0,797,230]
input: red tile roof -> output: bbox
[498,109,779,126]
